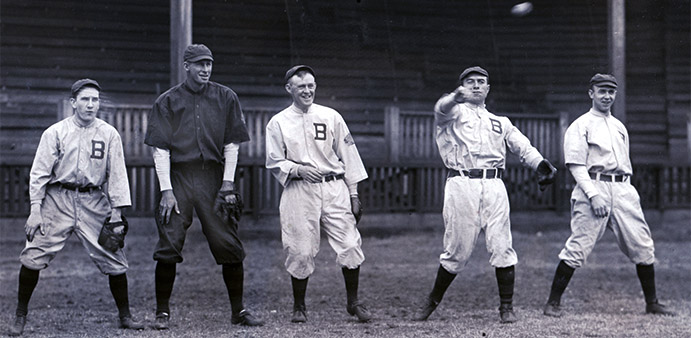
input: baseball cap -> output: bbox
[285,65,315,82]
[184,44,214,63]
[458,66,489,83]
[71,78,101,98]
[589,73,618,88]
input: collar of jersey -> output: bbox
[587,108,611,118]
[289,103,311,114]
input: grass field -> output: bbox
[0,210,689,337]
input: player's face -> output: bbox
[460,74,490,104]
[70,87,100,126]
[286,73,316,110]
[185,60,213,86]
[589,85,617,113]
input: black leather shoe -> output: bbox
[119,316,145,330]
[8,315,26,336]
[347,301,372,323]
[413,297,439,321]
[231,309,264,326]
[499,303,518,323]
[646,301,676,316]
[291,304,307,323]
[153,312,170,330]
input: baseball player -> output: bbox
[543,74,675,317]
[265,65,371,323]
[144,44,263,329]
[8,79,143,336]
[413,66,557,323]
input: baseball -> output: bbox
[511,2,533,16]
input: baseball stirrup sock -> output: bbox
[222,263,244,314]
[16,265,40,316]
[291,276,309,307]
[495,266,515,305]
[155,262,177,314]
[342,267,360,305]
[109,273,131,318]
[547,260,575,304]
[429,265,456,303]
[636,263,657,304]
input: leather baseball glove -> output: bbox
[213,190,244,224]
[98,216,128,253]
[536,159,558,191]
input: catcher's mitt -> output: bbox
[536,159,558,191]
[98,216,128,253]
[213,190,244,224]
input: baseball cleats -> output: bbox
[347,301,372,323]
[291,304,307,323]
[543,302,562,317]
[153,312,170,330]
[119,316,145,330]
[8,315,26,336]
[413,297,440,321]
[499,303,517,323]
[231,309,264,326]
[646,301,676,316]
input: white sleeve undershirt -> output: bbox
[568,164,599,199]
[153,144,240,192]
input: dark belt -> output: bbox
[54,183,101,193]
[589,172,629,182]
[293,174,345,182]
[448,168,504,179]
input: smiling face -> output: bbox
[185,59,213,88]
[589,85,617,113]
[286,72,316,111]
[460,74,490,105]
[70,87,100,126]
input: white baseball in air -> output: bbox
[511,2,533,16]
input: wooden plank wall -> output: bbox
[1,0,689,165]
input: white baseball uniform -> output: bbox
[266,103,368,279]
[435,99,543,273]
[20,115,131,275]
[558,108,655,268]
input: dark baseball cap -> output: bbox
[71,78,101,98]
[458,66,489,83]
[589,73,618,88]
[285,65,315,82]
[184,44,214,63]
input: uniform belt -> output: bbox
[293,174,345,182]
[589,172,629,182]
[55,183,101,193]
[448,168,504,179]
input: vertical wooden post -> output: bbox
[608,0,626,123]
[385,105,401,163]
[171,0,192,87]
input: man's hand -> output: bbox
[298,165,323,183]
[590,195,609,218]
[351,195,363,224]
[452,86,473,103]
[25,207,44,242]
[159,189,180,224]
[220,180,237,205]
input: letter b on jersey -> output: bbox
[91,140,105,159]
[314,123,327,140]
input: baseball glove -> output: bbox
[536,159,558,191]
[213,190,244,224]
[98,216,128,253]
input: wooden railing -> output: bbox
[384,106,569,163]
[2,163,689,217]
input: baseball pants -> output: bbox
[153,161,245,265]
[559,180,655,268]
[440,176,517,273]
[279,178,365,279]
[19,185,128,275]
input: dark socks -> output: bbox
[636,263,658,304]
[222,263,244,315]
[291,276,309,308]
[109,273,131,318]
[547,260,575,305]
[429,265,456,303]
[342,267,360,305]
[155,262,177,314]
[495,265,515,305]
[16,266,40,317]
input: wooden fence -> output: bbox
[2,163,689,217]
[384,106,569,163]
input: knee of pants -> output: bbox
[558,249,586,269]
[286,253,315,280]
[489,248,518,268]
[336,246,365,269]
[19,254,50,271]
